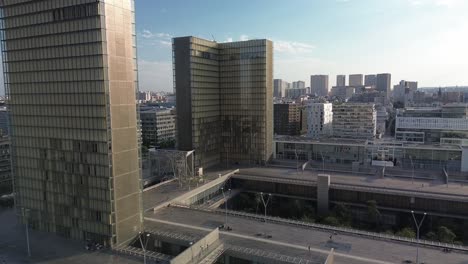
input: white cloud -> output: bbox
[240,34,249,41]
[408,0,464,7]
[138,60,173,92]
[225,37,233,42]
[140,30,172,40]
[274,40,315,54]
[141,29,155,39]
[159,40,172,46]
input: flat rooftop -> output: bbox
[145,206,468,264]
[235,167,468,199]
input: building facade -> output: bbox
[330,86,355,100]
[273,79,289,98]
[376,73,391,98]
[173,37,273,168]
[274,104,302,136]
[306,102,333,139]
[365,74,377,88]
[393,80,418,105]
[292,80,305,89]
[0,0,142,246]
[349,74,363,86]
[0,136,10,195]
[395,105,468,144]
[285,88,307,99]
[336,75,346,86]
[140,108,176,147]
[310,75,329,97]
[333,103,377,139]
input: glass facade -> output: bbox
[0,0,142,247]
[173,37,273,168]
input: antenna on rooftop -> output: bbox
[211,34,216,42]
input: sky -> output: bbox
[135,0,468,92]
[0,0,467,94]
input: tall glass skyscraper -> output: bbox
[0,0,142,246]
[173,37,273,168]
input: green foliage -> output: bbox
[158,138,175,149]
[396,227,416,238]
[438,226,456,243]
[301,214,315,223]
[366,200,381,228]
[322,216,340,227]
[424,231,438,241]
[332,204,352,226]
[382,230,394,235]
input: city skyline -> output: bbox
[132,0,467,92]
[0,0,467,94]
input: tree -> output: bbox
[367,200,381,229]
[333,204,352,226]
[437,226,456,243]
[322,216,340,227]
[396,227,416,238]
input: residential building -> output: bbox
[0,136,10,195]
[0,0,142,246]
[349,74,364,86]
[306,102,333,138]
[137,91,152,103]
[292,81,306,89]
[393,80,418,105]
[365,74,377,87]
[336,75,346,86]
[395,105,468,144]
[285,88,307,99]
[330,86,355,100]
[376,73,391,98]
[173,37,273,168]
[310,75,329,97]
[274,79,289,98]
[333,103,377,139]
[0,106,9,135]
[140,108,176,147]
[274,104,302,136]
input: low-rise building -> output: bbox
[306,102,333,138]
[140,108,176,147]
[395,104,468,144]
[333,103,376,140]
[330,86,355,100]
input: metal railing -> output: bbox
[169,204,468,253]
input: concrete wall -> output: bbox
[170,228,220,264]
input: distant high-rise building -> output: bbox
[376,73,392,98]
[393,80,418,105]
[174,37,273,168]
[336,75,346,86]
[292,81,306,89]
[365,74,377,87]
[274,104,302,136]
[306,103,333,138]
[285,88,307,99]
[274,79,290,98]
[349,74,364,86]
[0,135,10,195]
[0,0,142,246]
[0,106,9,136]
[330,86,356,100]
[310,75,329,97]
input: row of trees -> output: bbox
[230,193,464,244]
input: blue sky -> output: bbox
[136,0,468,92]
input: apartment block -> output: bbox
[333,103,376,139]
[306,102,333,138]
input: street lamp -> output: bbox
[411,211,427,264]
[189,241,194,261]
[221,187,231,228]
[260,192,272,223]
[138,232,151,264]
[410,156,415,184]
[21,208,31,257]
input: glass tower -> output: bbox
[173,37,273,168]
[0,0,142,247]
